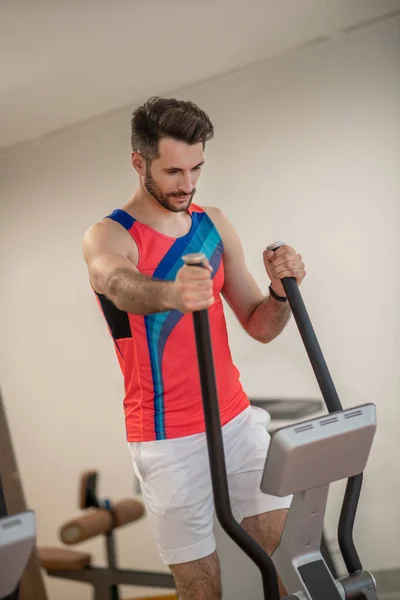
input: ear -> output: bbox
[131,151,146,175]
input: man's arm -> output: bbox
[204,208,305,344]
[82,219,214,315]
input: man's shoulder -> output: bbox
[83,216,122,241]
[196,204,225,223]
[82,211,137,258]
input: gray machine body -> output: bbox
[260,403,377,599]
[0,510,36,598]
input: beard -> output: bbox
[144,169,196,213]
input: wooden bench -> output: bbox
[38,471,176,599]
[39,547,92,571]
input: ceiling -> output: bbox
[1,0,399,153]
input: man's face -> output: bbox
[143,138,204,213]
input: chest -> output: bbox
[132,217,225,295]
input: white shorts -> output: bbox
[128,405,291,566]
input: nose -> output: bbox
[178,171,194,195]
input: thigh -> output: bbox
[226,406,292,522]
[129,434,216,566]
[170,551,221,600]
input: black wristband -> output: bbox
[269,284,288,303]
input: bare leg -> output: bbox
[169,551,221,600]
[241,508,288,598]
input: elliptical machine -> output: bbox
[0,477,36,600]
[183,244,379,600]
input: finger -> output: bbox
[267,244,295,259]
[183,286,214,300]
[273,260,305,273]
[271,254,302,268]
[185,284,214,297]
[182,282,214,296]
[274,269,305,280]
[186,257,213,272]
[201,258,213,272]
[185,297,215,312]
[183,275,213,287]
[182,266,212,280]
[263,250,274,262]
[191,280,214,290]
[186,293,215,304]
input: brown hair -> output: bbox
[131,96,214,162]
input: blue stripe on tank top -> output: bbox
[144,213,223,440]
[105,209,136,230]
[156,238,223,367]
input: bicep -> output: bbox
[205,207,264,326]
[82,221,138,294]
[222,246,264,327]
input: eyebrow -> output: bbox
[164,161,205,172]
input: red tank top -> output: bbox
[96,203,249,441]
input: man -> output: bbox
[82,96,306,599]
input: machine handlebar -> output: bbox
[183,244,363,594]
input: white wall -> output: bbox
[0,14,399,599]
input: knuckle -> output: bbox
[197,271,209,281]
[180,270,190,282]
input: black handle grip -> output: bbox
[183,253,281,600]
[268,241,363,574]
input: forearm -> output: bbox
[245,294,291,343]
[105,268,176,315]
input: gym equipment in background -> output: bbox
[0,476,36,600]
[39,471,177,600]
[0,386,47,600]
